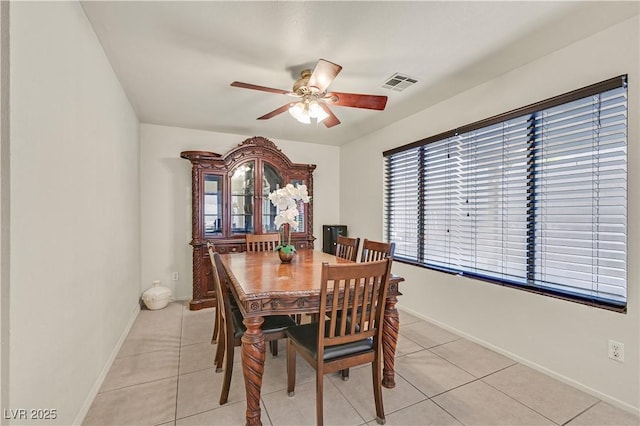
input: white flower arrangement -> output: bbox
[268,183,311,252]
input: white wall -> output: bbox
[0,0,10,417]
[8,2,140,424]
[341,16,640,413]
[140,124,340,300]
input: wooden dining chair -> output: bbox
[246,233,280,252]
[208,242,242,348]
[207,246,297,405]
[335,235,360,262]
[308,235,361,326]
[208,242,221,345]
[360,239,396,262]
[336,239,395,382]
[285,259,393,426]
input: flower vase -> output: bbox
[278,248,295,263]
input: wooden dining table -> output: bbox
[219,249,404,426]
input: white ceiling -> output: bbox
[81,1,638,146]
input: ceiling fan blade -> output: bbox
[308,59,342,93]
[257,103,292,120]
[231,81,291,95]
[319,103,341,128]
[326,92,388,110]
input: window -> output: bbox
[384,76,627,311]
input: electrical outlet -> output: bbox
[172,272,179,281]
[608,340,624,362]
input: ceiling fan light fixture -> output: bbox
[308,100,329,122]
[289,101,310,124]
[288,97,328,124]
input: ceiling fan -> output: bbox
[230,59,388,128]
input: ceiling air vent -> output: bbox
[381,73,418,92]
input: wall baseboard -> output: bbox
[72,301,141,425]
[397,304,640,417]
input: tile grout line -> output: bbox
[399,328,462,351]
[428,376,484,400]
[329,370,374,425]
[98,375,179,395]
[420,367,525,426]
[392,355,432,400]
[428,393,468,425]
[260,396,274,426]
[560,400,602,426]
[407,358,530,425]
[173,302,187,424]
[391,346,472,423]
[424,341,519,382]
[479,372,561,425]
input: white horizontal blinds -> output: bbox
[385,147,420,261]
[421,118,529,280]
[422,138,452,267]
[533,86,627,304]
[499,119,531,281]
[449,134,470,271]
[464,118,529,281]
[384,75,627,308]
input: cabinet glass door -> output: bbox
[291,178,306,233]
[262,162,284,233]
[204,174,222,235]
[230,161,255,234]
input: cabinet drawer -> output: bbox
[214,243,244,254]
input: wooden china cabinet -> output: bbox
[181,136,316,310]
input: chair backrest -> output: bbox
[360,239,395,262]
[207,243,234,336]
[335,236,360,262]
[207,242,231,329]
[318,259,393,357]
[207,242,220,297]
[246,233,280,252]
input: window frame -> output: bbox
[383,75,628,313]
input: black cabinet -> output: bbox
[323,225,348,255]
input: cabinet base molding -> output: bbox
[189,297,216,311]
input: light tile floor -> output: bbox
[84,302,639,426]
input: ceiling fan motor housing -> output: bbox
[292,69,313,95]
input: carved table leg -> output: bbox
[242,316,265,426]
[382,285,400,388]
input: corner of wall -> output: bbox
[0,0,10,420]
[73,301,140,425]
